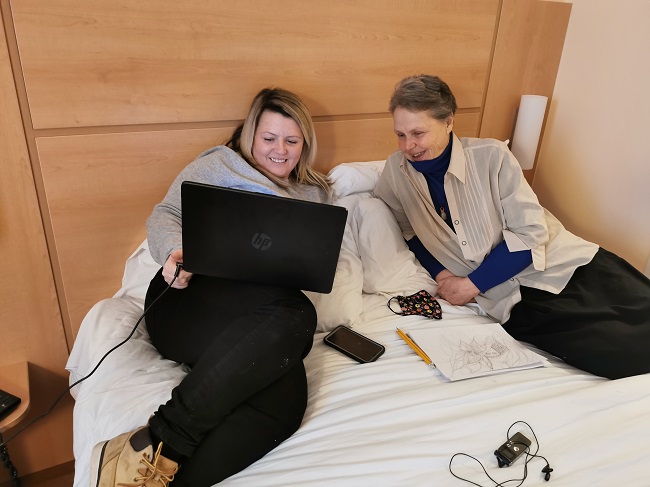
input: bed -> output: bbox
[66,161,650,487]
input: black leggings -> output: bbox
[504,248,650,380]
[144,269,317,486]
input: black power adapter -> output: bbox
[495,431,532,468]
[450,422,553,485]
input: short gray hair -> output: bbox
[389,74,457,121]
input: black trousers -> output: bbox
[504,248,650,380]
[144,269,317,486]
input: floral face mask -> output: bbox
[387,290,442,320]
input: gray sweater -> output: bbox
[147,145,328,265]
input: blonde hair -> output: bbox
[226,88,330,194]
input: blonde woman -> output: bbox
[92,88,330,487]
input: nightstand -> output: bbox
[0,362,30,433]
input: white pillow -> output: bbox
[352,197,438,295]
[119,237,364,333]
[115,168,386,334]
[303,224,363,332]
[303,192,368,331]
[328,160,385,200]
[115,240,161,304]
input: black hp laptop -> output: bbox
[181,181,347,293]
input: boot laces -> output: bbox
[118,442,178,486]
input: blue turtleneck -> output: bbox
[406,134,532,293]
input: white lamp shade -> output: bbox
[510,95,548,170]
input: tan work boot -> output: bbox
[90,426,179,486]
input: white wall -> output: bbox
[533,0,650,272]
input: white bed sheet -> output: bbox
[67,161,650,486]
[68,280,650,487]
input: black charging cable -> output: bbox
[0,431,20,487]
[449,421,553,487]
[0,262,183,486]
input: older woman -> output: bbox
[91,88,330,487]
[375,74,650,381]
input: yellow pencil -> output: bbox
[396,327,435,367]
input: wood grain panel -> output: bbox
[36,127,234,333]
[314,112,481,174]
[0,5,72,476]
[36,112,479,337]
[480,0,571,180]
[12,0,499,129]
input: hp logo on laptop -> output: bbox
[251,233,272,251]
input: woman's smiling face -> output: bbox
[392,107,452,162]
[252,110,304,179]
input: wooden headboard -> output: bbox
[8,0,569,349]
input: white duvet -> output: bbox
[67,162,650,486]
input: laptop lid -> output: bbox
[181,181,347,293]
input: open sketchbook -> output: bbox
[406,323,549,381]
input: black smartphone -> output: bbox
[323,325,385,363]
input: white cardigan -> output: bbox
[374,134,598,322]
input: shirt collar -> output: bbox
[447,133,466,184]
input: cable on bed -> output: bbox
[448,421,553,487]
[0,262,183,485]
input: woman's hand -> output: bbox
[163,249,193,289]
[435,270,479,306]
[435,269,455,284]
